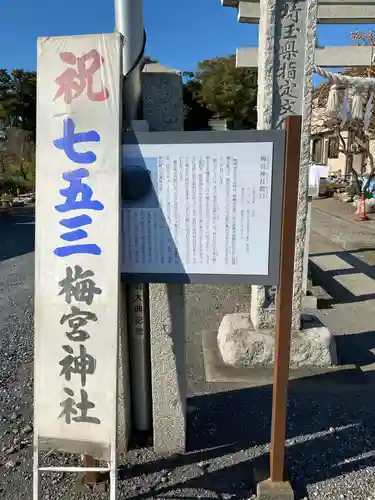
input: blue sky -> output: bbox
[0,0,374,77]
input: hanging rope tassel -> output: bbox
[340,88,351,126]
[364,91,374,131]
[351,87,364,120]
[326,84,341,118]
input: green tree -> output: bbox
[184,55,258,129]
[0,69,36,137]
[0,127,35,195]
[0,69,12,132]
[0,69,36,194]
[183,78,213,130]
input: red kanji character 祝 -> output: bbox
[54,49,109,104]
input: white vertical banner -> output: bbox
[35,33,122,460]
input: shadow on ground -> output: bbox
[0,209,35,261]
[118,375,375,499]
[310,247,375,308]
[310,246,375,372]
[112,244,375,499]
[335,330,375,368]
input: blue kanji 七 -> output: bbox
[53,118,104,258]
[54,118,100,164]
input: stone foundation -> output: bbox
[218,313,337,369]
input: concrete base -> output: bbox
[302,294,318,310]
[217,313,337,369]
[257,479,294,500]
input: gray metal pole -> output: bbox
[114,0,144,127]
[114,0,152,432]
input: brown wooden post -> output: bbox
[269,115,302,483]
[84,454,100,486]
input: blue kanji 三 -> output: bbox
[53,118,104,257]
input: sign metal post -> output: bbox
[114,0,152,433]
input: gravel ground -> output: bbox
[1,207,375,499]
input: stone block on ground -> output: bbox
[217,313,337,369]
[257,479,294,500]
[302,294,318,310]
[338,192,353,203]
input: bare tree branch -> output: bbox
[338,130,347,153]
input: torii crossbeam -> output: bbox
[222,0,375,24]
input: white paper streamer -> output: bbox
[364,91,374,131]
[326,84,341,118]
[340,88,351,126]
[351,88,364,120]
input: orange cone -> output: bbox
[359,193,370,221]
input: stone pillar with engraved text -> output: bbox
[251,0,318,331]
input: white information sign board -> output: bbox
[34,33,122,460]
[121,131,285,285]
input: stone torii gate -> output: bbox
[220,0,375,337]
[225,0,375,24]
